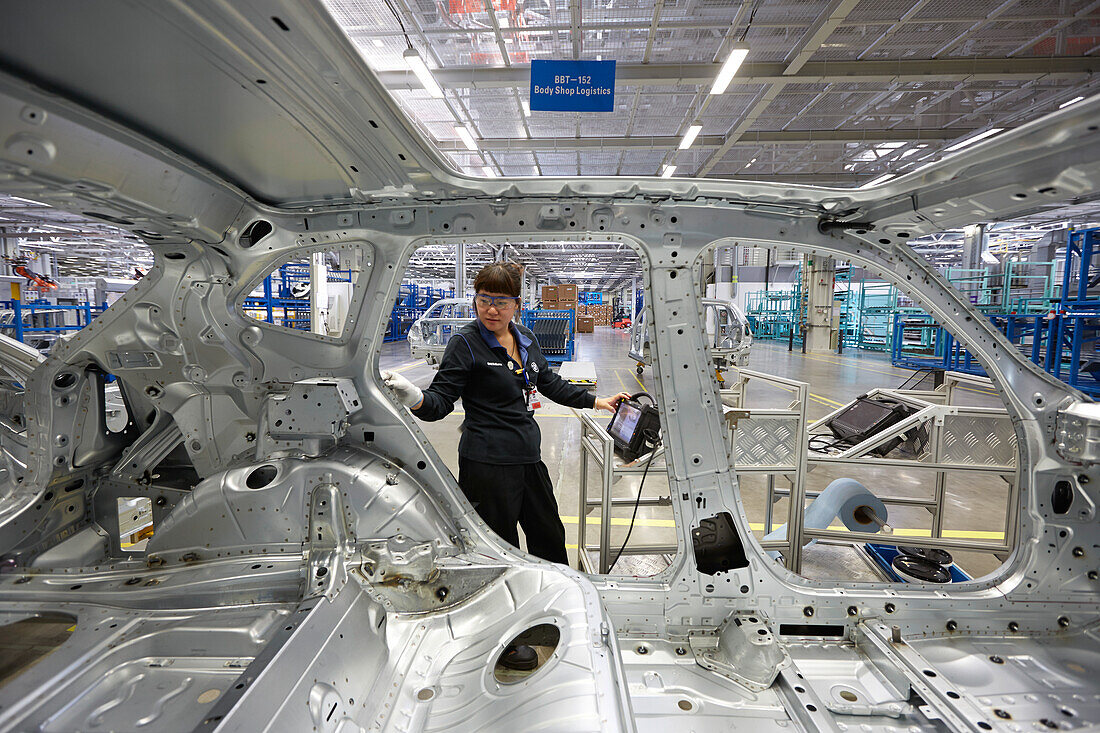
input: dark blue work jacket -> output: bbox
[412,320,594,464]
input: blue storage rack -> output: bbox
[381,284,455,342]
[0,300,108,344]
[890,312,1051,378]
[890,228,1100,395]
[241,264,355,332]
[521,309,575,366]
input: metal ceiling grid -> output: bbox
[699,101,759,133]
[392,89,453,122]
[492,150,538,166]
[527,115,583,137]
[578,151,623,175]
[739,25,815,63]
[579,30,652,62]
[701,86,769,116]
[631,115,686,136]
[534,150,578,168]
[871,21,982,54]
[646,29,727,64]
[584,2,654,26]
[349,35,413,70]
[325,0,402,35]
[846,0,930,23]
[501,32,573,61]
[807,24,892,60]
[617,149,669,175]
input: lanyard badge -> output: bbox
[519,364,541,411]
[526,386,542,412]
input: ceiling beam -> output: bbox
[1008,0,1100,57]
[434,128,977,152]
[348,14,1094,37]
[377,57,1097,91]
[783,0,862,76]
[698,82,789,176]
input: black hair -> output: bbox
[473,261,523,297]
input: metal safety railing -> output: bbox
[575,369,1018,578]
[730,370,1018,573]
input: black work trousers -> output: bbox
[458,457,568,564]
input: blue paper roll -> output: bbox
[764,478,888,552]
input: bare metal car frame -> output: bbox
[0,3,1097,731]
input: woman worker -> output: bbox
[382,263,632,668]
[382,262,629,564]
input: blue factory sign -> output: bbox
[530,60,616,112]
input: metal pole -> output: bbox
[263,276,274,324]
[578,433,588,571]
[310,251,328,336]
[455,241,466,298]
[931,417,946,539]
[599,433,614,574]
[784,383,810,573]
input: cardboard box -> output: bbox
[541,285,558,300]
[577,316,594,333]
[542,299,558,309]
[559,284,578,298]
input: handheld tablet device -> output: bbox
[607,393,661,461]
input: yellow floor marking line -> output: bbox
[957,384,997,396]
[631,369,646,391]
[764,379,843,408]
[560,515,1004,541]
[801,351,911,379]
[810,393,844,407]
[561,515,677,528]
[391,360,424,373]
[614,369,630,394]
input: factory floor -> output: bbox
[378,327,1011,583]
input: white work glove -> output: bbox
[380,370,423,409]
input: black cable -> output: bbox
[607,428,662,574]
[808,434,848,452]
[382,0,414,49]
[738,0,760,43]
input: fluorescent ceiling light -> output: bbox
[521,99,530,117]
[371,39,384,48]
[860,173,895,188]
[679,124,703,150]
[481,166,496,177]
[661,165,677,178]
[454,125,478,151]
[944,128,1004,152]
[1059,96,1085,109]
[403,48,444,99]
[710,44,749,95]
